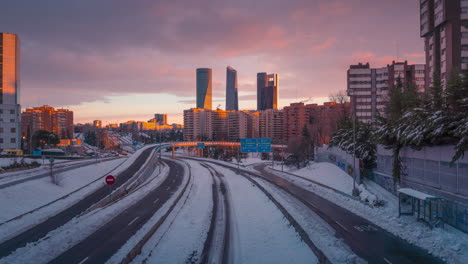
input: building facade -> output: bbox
[226,66,239,111]
[21,106,74,151]
[196,68,212,110]
[259,109,284,144]
[420,0,468,87]
[0,33,21,150]
[347,61,426,123]
[93,120,102,128]
[154,113,168,125]
[257,72,279,111]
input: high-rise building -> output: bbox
[226,66,239,111]
[347,61,425,123]
[93,120,102,128]
[257,72,279,110]
[196,68,212,110]
[420,0,468,87]
[154,113,168,125]
[21,106,74,150]
[0,33,21,150]
[183,108,213,141]
[259,109,284,144]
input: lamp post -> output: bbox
[352,98,359,197]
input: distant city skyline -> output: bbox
[0,0,424,124]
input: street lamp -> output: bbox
[352,95,359,197]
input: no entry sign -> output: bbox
[105,175,115,185]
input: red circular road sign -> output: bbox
[105,175,115,185]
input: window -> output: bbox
[10,138,15,143]
[441,49,446,55]
[10,119,14,123]
[462,45,468,51]
[0,128,3,133]
[462,32,468,38]
[9,109,14,114]
[462,7,468,14]
[10,128,16,133]
[0,109,3,114]
[0,138,3,143]
[462,57,468,63]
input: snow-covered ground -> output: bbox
[265,166,468,264]
[0,157,70,169]
[0,158,126,242]
[212,163,318,264]
[0,145,154,243]
[278,162,378,204]
[0,162,171,264]
[130,160,212,263]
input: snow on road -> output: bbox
[266,166,468,264]
[130,159,213,264]
[252,176,364,264]
[0,162,170,264]
[212,164,318,264]
[0,158,126,241]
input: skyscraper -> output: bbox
[196,68,212,110]
[257,72,279,111]
[0,33,21,150]
[154,113,168,125]
[420,0,468,87]
[226,66,239,111]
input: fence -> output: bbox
[373,145,468,232]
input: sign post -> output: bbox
[105,175,115,202]
[49,157,56,184]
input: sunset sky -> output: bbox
[0,0,425,125]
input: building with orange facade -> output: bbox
[0,33,21,150]
[21,105,74,147]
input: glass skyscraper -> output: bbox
[196,68,212,110]
[226,66,238,111]
[257,72,278,111]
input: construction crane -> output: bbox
[299,97,312,104]
[216,104,222,110]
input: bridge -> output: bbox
[155,141,287,159]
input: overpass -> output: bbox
[155,141,287,159]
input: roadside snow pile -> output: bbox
[282,162,379,205]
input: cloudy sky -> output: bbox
[1,0,424,124]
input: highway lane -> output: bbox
[48,158,185,264]
[253,164,444,264]
[0,147,155,259]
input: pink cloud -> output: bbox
[309,38,336,52]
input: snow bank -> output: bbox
[211,164,319,264]
[0,158,126,242]
[0,163,170,264]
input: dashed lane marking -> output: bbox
[383,257,392,264]
[128,216,139,226]
[153,198,159,204]
[335,221,349,232]
[78,257,89,264]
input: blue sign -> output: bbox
[257,138,271,153]
[32,150,42,156]
[197,143,205,149]
[240,138,257,153]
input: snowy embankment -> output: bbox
[128,159,212,264]
[210,163,318,264]
[266,166,468,264]
[0,145,155,243]
[278,162,378,204]
[0,161,170,264]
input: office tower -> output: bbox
[93,120,102,128]
[154,113,168,125]
[257,72,279,110]
[0,33,21,150]
[226,66,239,111]
[420,0,468,87]
[347,61,425,123]
[196,68,212,109]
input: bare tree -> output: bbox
[329,90,349,104]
